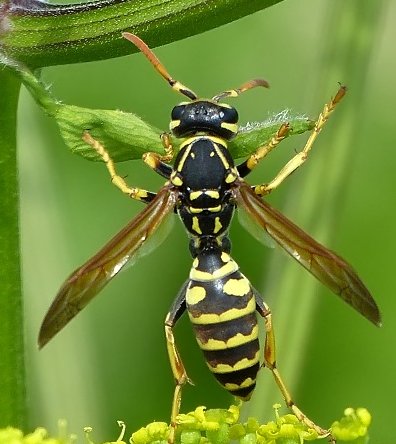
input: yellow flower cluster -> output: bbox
[0,405,371,444]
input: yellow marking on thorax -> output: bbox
[188,297,256,324]
[176,144,192,172]
[190,259,238,282]
[179,135,226,149]
[189,205,222,213]
[208,205,222,212]
[223,276,251,297]
[189,207,203,214]
[205,190,220,199]
[213,143,231,170]
[207,350,260,374]
[190,189,220,201]
[189,191,203,200]
[196,324,259,350]
[191,216,202,234]
[170,172,183,187]
[186,286,206,305]
[179,137,196,150]
[213,217,223,234]
[207,136,228,148]
[225,167,239,184]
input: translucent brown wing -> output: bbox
[39,185,178,348]
[233,180,381,326]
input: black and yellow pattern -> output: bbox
[39,33,381,444]
[171,134,238,239]
[185,250,259,400]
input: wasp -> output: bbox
[39,33,381,442]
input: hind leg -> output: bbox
[254,293,333,441]
[165,281,193,443]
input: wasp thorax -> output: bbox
[170,100,239,140]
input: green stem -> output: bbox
[0,68,26,429]
[1,0,283,68]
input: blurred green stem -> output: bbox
[0,68,26,428]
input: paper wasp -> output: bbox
[39,33,381,442]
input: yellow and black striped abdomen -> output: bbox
[186,251,260,400]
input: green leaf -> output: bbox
[7,58,315,162]
[57,105,314,162]
[1,0,285,68]
[229,112,314,159]
[57,105,162,162]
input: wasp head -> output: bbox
[170,101,239,140]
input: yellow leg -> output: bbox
[82,132,156,203]
[160,133,175,162]
[254,85,346,196]
[237,123,290,177]
[165,311,193,444]
[141,133,174,178]
[256,300,333,441]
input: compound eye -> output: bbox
[221,106,238,124]
[171,104,185,121]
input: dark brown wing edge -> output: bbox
[233,180,381,326]
[38,185,178,348]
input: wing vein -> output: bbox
[233,180,381,326]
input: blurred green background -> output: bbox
[18,0,395,442]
